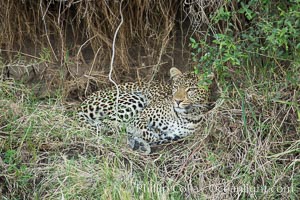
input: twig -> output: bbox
[76,35,98,75]
[108,0,124,116]
[0,49,54,62]
[39,0,58,61]
[147,21,172,91]
[84,47,102,96]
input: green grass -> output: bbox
[0,62,299,199]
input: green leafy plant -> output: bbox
[190,0,300,79]
[190,33,247,81]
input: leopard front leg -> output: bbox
[126,119,160,154]
[127,135,151,154]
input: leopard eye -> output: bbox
[187,89,196,96]
[186,87,198,92]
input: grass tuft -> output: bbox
[1,62,299,199]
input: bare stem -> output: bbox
[109,0,124,116]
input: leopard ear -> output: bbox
[170,67,182,79]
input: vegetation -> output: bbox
[0,0,299,199]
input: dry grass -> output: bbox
[0,0,227,98]
[0,0,186,98]
[0,63,299,199]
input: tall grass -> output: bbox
[1,63,299,199]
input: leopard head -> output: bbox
[170,67,214,113]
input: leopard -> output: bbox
[78,67,214,154]
[78,80,172,130]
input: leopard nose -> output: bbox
[174,99,182,106]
